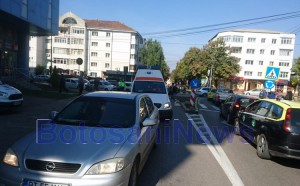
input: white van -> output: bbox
[132,66,172,120]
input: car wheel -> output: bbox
[128,158,139,186]
[256,134,271,159]
[234,119,240,135]
[246,93,250,95]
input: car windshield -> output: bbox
[53,97,136,128]
[291,109,300,127]
[132,81,166,94]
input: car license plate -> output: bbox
[24,180,70,186]
[13,101,22,105]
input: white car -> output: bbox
[244,88,263,96]
[196,87,212,96]
[0,80,23,110]
[65,78,90,91]
[89,79,117,91]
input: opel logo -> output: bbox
[46,162,56,171]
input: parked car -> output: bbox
[244,88,263,96]
[235,99,300,160]
[213,88,234,105]
[0,92,159,185]
[124,81,132,92]
[34,75,50,82]
[65,78,90,91]
[196,87,212,97]
[0,80,23,110]
[89,79,117,91]
[207,88,217,101]
[220,94,259,124]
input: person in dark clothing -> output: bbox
[78,74,84,95]
[94,78,99,91]
[285,88,293,100]
[59,74,68,93]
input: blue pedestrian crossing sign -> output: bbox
[265,66,280,80]
[190,79,200,89]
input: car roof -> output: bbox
[260,99,300,109]
[83,91,144,100]
[235,94,259,99]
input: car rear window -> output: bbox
[132,81,166,94]
[291,109,300,126]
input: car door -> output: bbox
[222,95,233,117]
[239,100,262,141]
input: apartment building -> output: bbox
[30,12,143,78]
[211,29,295,91]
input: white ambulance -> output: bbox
[132,66,172,120]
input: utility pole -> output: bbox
[209,65,213,87]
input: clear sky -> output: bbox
[59,0,300,71]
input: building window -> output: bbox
[245,60,253,65]
[248,38,256,42]
[54,37,67,43]
[53,48,69,55]
[91,52,98,57]
[269,61,274,66]
[270,50,275,55]
[246,49,255,54]
[106,32,111,37]
[230,47,242,53]
[272,39,276,44]
[90,72,97,77]
[279,49,292,56]
[131,44,136,49]
[280,72,288,78]
[130,54,136,59]
[232,36,243,43]
[279,62,289,67]
[72,28,84,34]
[260,49,265,54]
[281,37,292,44]
[244,71,253,76]
[259,61,264,65]
[261,38,266,43]
[105,53,110,58]
[92,31,98,36]
[106,43,111,47]
[70,38,84,45]
[91,62,97,67]
[258,72,262,77]
[105,63,110,68]
[92,42,98,46]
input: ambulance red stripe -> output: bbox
[135,77,164,81]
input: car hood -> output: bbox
[0,84,22,94]
[147,93,170,104]
[21,125,134,164]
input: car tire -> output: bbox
[128,158,139,186]
[246,93,250,95]
[234,119,240,135]
[256,134,271,159]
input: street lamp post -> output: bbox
[209,65,214,87]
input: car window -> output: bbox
[145,96,154,115]
[139,98,149,122]
[224,96,231,103]
[291,109,300,127]
[266,104,283,119]
[256,101,272,116]
[230,96,236,102]
[54,97,135,128]
[239,98,258,107]
[245,101,261,113]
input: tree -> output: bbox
[140,39,170,79]
[35,65,45,75]
[291,57,300,91]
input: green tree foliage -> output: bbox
[35,65,45,75]
[171,38,241,87]
[49,66,60,88]
[290,57,300,88]
[140,39,170,79]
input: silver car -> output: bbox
[0,92,159,186]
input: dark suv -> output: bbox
[235,99,300,160]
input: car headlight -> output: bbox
[163,102,171,109]
[86,158,125,175]
[3,148,18,167]
[0,91,8,97]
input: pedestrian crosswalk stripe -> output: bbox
[211,105,220,111]
[199,104,207,109]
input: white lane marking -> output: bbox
[186,113,244,186]
[199,104,207,109]
[211,105,220,111]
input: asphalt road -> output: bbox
[1,94,300,186]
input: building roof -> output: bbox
[85,19,136,32]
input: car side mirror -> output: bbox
[49,111,59,120]
[142,118,157,127]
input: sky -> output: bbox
[59,0,300,71]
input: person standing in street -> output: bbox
[94,77,99,91]
[78,74,84,95]
[285,88,293,100]
[59,74,68,93]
